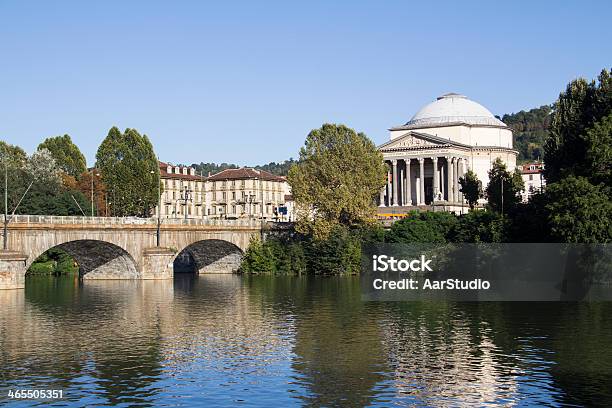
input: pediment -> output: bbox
[378,132,449,151]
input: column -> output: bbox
[386,166,391,206]
[447,157,454,203]
[457,158,465,203]
[405,158,412,206]
[403,161,408,205]
[432,157,439,201]
[399,168,404,206]
[418,158,425,205]
[392,159,399,206]
[440,163,445,199]
[379,186,385,207]
[453,158,460,203]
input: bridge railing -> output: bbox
[10,215,264,227]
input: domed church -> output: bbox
[378,93,518,213]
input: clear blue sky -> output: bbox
[1,1,610,166]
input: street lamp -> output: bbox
[90,170,100,217]
[179,182,193,220]
[150,169,161,247]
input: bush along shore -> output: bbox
[240,211,507,276]
[27,248,78,276]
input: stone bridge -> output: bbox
[0,215,263,289]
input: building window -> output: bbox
[529,175,533,181]
[232,191,236,200]
[222,192,226,200]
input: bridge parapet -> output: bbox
[10,215,264,228]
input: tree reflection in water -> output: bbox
[0,275,611,406]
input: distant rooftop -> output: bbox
[207,167,285,182]
[159,161,205,181]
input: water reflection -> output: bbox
[0,276,611,406]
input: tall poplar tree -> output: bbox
[544,68,611,184]
[540,69,612,243]
[95,127,159,217]
[38,134,87,178]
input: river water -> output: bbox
[1,274,611,407]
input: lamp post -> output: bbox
[500,176,504,217]
[3,148,7,250]
[246,191,256,218]
[90,170,100,217]
[179,182,192,220]
[150,169,161,247]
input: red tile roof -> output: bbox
[520,169,543,175]
[207,168,285,182]
[518,162,545,175]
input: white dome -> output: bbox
[403,93,506,128]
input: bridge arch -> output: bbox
[173,239,244,274]
[28,240,140,279]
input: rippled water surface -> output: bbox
[1,275,612,407]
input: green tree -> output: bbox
[288,123,386,239]
[241,236,276,273]
[485,158,524,214]
[544,69,612,184]
[385,211,458,243]
[190,162,238,176]
[255,158,298,176]
[458,169,483,209]
[545,176,612,243]
[306,225,361,275]
[96,127,159,217]
[38,134,87,178]
[506,191,551,243]
[0,141,29,213]
[0,144,88,216]
[0,141,27,163]
[584,112,612,187]
[450,210,508,243]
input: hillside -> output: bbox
[187,159,297,177]
[501,105,552,163]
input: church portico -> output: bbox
[379,154,468,212]
[378,93,518,215]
